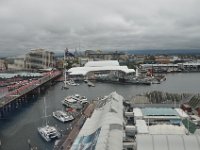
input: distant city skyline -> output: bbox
[0,0,200,57]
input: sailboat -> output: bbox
[38,97,61,142]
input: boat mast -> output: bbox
[44,97,48,126]
[64,48,67,88]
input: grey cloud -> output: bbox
[0,0,200,57]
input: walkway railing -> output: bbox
[0,70,62,108]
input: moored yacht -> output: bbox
[87,80,95,87]
[73,94,88,104]
[62,97,83,110]
[38,97,60,142]
[65,79,79,86]
[38,125,61,142]
[62,94,88,109]
[53,110,74,122]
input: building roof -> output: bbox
[141,64,179,67]
[68,65,135,76]
[71,92,124,150]
[135,120,149,134]
[85,60,119,67]
[137,135,200,150]
[141,108,179,116]
[148,124,186,135]
[133,108,143,118]
[183,62,200,66]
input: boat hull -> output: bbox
[52,111,74,123]
[38,126,60,142]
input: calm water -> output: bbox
[0,73,200,150]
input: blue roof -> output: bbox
[141,108,179,116]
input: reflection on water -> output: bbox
[0,73,200,150]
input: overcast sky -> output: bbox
[0,0,200,56]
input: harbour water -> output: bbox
[0,73,200,150]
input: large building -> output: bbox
[67,60,135,80]
[25,49,55,69]
[0,59,6,71]
[127,106,200,150]
[71,92,124,150]
[85,50,126,61]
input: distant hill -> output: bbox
[126,49,200,55]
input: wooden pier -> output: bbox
[0,70,62,118]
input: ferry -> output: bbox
[53,110,74,122]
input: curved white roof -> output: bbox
[68,66,135,76]
[148,124,186,135]
[85,60,119,67]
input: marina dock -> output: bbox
[54,102,96,150]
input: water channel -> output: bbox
[0,73,200,150]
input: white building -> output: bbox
[71,92,124,150]
[0,59,6,71]
[7,55,26,70]
[67,60,135,80]
[25,49,55,69]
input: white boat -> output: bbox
[62,94,88,109]
[38,125,61,142]
[73,94,88,104]
[53,110,74,122]
[62,97,83,109]
[84,79,88,83]
[38,97,60,142]
[87,81,95,87]
[66,80,79,86]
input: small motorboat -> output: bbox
[53,110,74,122]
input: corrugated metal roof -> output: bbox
[137,135,200,150]
[148,124,186,135]
[71,92,124,150]
[142,108,179,116]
